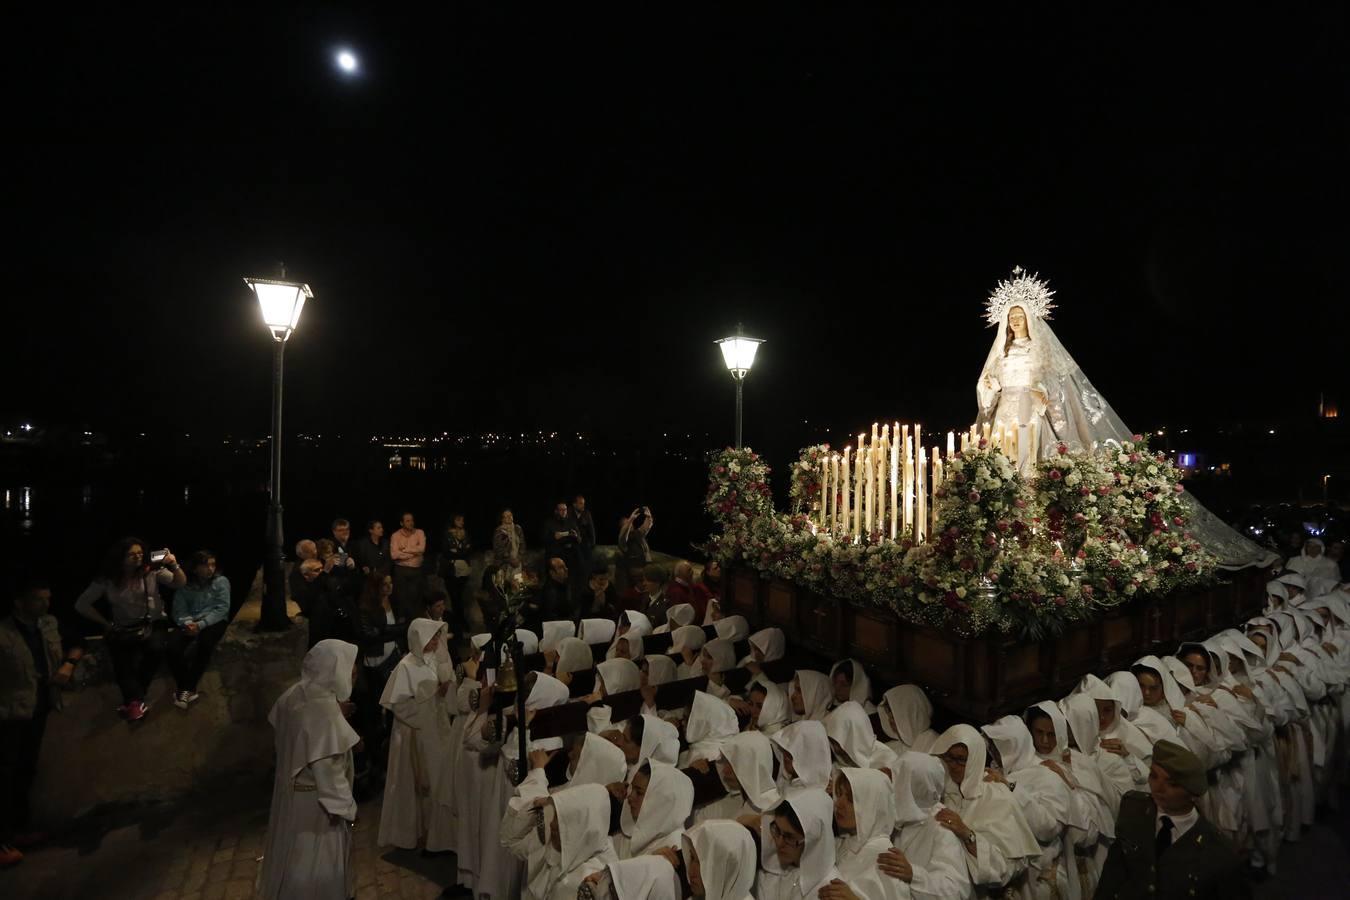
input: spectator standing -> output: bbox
[307,553,361,650]
[292,559,325,628]
[287,539,319,615]
[354,572,404,781]
[390,512,427,622]
[437,513,472,627]
[543,501,581,582]
[492,509,527,580]
[1,579,81,866]
[570,493,597,566]
[328,519,360,591]
[74,537,186,721]
[166,551,231,710]
[352,519,391,577]
[618,506,654,571]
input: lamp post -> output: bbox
[244,274,312,632]
[715,323,764,449]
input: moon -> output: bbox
[336,50,358,74]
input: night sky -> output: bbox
[9,7,1347,445]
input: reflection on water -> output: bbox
[82,484,93,506]
[184,485,191,505]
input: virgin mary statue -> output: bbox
[974,267,1275,571]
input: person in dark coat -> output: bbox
[1097,739,1250,900]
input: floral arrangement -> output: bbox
[789,444,831,514]
[704,436,1217,638]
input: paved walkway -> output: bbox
[5,777,1349,898]
[0,775,454,900]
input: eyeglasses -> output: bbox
[769,821,805,849]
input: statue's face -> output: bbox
[1008,306,1029,337]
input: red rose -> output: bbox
[968,490,981,502]
[1057,443,1069,455]
[1015,498,1028,509]
[1109,559,1122,568]
[1097,486,1111,496]
[984,533,998,547]
[1129,453,1139,463]
[1173,516,1184,526]
[1174,484,1184,493]
[1049,469,1063,481]
[996,520,1010,532]
[1080,487,1092,496]
[1132,433,1143,441]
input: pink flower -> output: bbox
[996,520,1010,532]
[1057,443,1069,455]
[1129,453,1139,463]
[1174,484,1184,493]
[1054,596,1066,607]
[1173,516,1184,526]
[1097,486,1111,496]
[1015,498,1028,509]
[1132,433,1143,441]
[1109,559,1122,568]
[1080,487,1092,496]
[1049,469,1063,481]
[968,490,981,502]
[984,533,998,547]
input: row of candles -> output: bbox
[815,420,1040,543]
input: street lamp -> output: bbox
[244,274,313,632]
[715,323,764,449]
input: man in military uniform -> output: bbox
[1098,738,1251,900]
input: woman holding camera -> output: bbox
[75,537,186,721]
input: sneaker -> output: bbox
[126,699,150,722]
[0,845,23,868]
[184,691,200,705]
[173,692,189,710]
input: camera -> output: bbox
[149,549,170,565]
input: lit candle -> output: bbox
[841,448,851,536]
[931,449,942,534]
[890,424,900,540]
[823,454,833,529]
[981,422,991,447]
[865,444,875,538]
[903,429,913,531]
[947,430,955,459]
[854,435,865,538]
[916,447,928,543]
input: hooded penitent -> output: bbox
[792,670,834,723]
[929,724,1041,868]
[834,767,905,900]
[824,700,897,772]
[616,761,694,858]
[682,691,741,765]
[720,730,782,813]
[879,684,939,753]
[682,820,757,900]
[569,732,628,787]
[758,787,840,900]
[771,720,833,790]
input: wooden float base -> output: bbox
[726,566,1270,723]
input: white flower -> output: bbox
[1065,472,1081,486]
[955,586,968,599]
[1117,453,1130,465]
[1147,465,1159,476]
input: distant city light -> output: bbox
[336,49,358,74]
[1268,429,1276,435]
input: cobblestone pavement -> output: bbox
[0,775,455,900]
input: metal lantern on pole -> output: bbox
[715,323,764,449]
[244,274,312,632]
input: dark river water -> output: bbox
[1,437,715,637]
